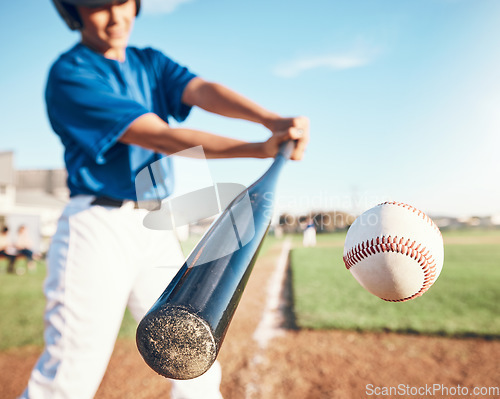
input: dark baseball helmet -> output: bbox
[52,0,141,30]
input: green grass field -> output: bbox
[0,259,47,349]
[291,229,500,338]
[0,233,280,350]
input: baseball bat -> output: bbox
[136,140,295,380]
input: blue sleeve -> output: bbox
[46,62,149,165]
[148,48,197,123]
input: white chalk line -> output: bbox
[245,238,292,399]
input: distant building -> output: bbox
[277,210,355,234]
[432,216,464,230]
[433,214,500,230]
[0,151,68,254]
[491,214,500,226]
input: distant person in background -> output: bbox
[303,217,317,247]
[15,225,37,272]
[0,226,18,274]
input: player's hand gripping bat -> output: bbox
[136,140,295,380]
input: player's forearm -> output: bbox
[120,113,267,159]
[154,127,266,159]
[182,78,280,129]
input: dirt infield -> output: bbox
[3,241,499,399]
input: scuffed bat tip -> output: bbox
[136,306,217,380]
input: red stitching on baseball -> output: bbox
[343,235,437,302]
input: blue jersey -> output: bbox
[45,43,197,200]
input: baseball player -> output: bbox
[21,1,309,398]
[0,226,17,274]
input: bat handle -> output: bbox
[277,140,296,161]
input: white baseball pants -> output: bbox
[20,196,223,399]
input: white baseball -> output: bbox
[343,201,444,302]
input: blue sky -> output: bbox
[1,0,499,217]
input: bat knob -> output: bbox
[136,306,217,380]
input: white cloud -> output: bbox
[141,0,193,15]
[273,54,370,78]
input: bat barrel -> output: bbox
[136,306,217,380]
[136,141,295,380]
